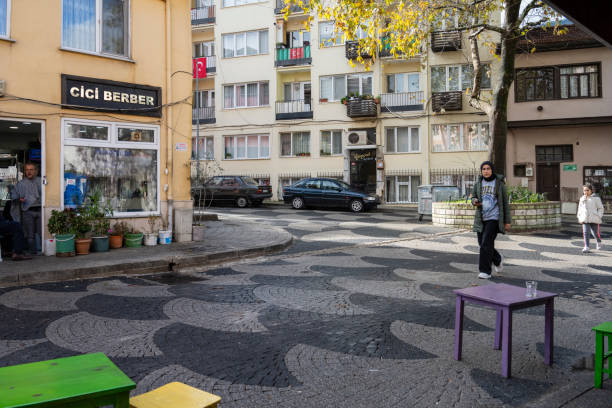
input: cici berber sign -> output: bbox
[61,74,162,117]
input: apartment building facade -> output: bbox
[0,0,194,248]
[191,1,497,203]
[507,26,612,213]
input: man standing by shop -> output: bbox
[15,162,42,255]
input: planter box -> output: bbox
[346,99,377,118]
[432,202,562,232]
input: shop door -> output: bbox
[537,164,560,201]
[349,149,376,194]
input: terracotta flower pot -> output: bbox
[75,238,92,255]
[109,234,123,249]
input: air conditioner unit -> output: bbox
[346,130,368,145]
[0,80,5,97]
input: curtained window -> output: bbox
[223,82,268,109]
[280,132,310,156]
[224,135,269,159]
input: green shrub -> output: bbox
[507,186,547,203]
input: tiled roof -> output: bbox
[516,25,603,53]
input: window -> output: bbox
[385,127,420,153]
[287,30,310,48]
[535,145,573,163]
[193,90,215,109]
[223,82,269,108]
[62,0,129,57]
[431,172,478,196]
[584,166,612,203]
[283,82,311,102]
[387,73,420,93]
[194,41,214,58]
[222,30,268,58]
[319,21,344,47]
[224,135,269,159]
[280,132,310,156]
[432,123,489,152]
[515,63,601,102]
[431,64,491,92]
[62,119,159,215]
[320,73,373,101]
[192,136,214,160]
[513,164,526,177]
[0,0,10,38]
[223,0,266,7]
[321,130,342,156]
[386,175,420,203]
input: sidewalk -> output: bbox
[0,220,293,287]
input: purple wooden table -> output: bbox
[453,283,557,378]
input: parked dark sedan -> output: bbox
[282,178,379,212]
[192,176,272,208]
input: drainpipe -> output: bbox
[424,54,431,185]
[165,0,174,236]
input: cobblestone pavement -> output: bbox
[1,207,611,407]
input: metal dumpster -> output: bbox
[417,185,461,221]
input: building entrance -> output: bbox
[349,148,376,194]
[0,119,43,255]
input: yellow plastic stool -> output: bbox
[130,382,221,408]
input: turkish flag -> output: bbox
[193,57,206,79]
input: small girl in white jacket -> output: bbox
[577,184,604,253]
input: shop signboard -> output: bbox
[61,74,162,117]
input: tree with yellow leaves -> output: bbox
[282,0,564,174]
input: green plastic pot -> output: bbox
[91,236,110,252]
[125,233,143,248]
[55,234,75,257]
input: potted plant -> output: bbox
[319,97,328,103]
[91,217,111,252]
[158,216,171,245]
[87,191,113,252]
[341,96,348,105]
[124,225,143,248]
[374,95,381,104]
[73,211,92,255]
[48,209,75,257]
[110,221,129,249]
[225,152,233,159]
[144,215,159,246]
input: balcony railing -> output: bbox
[345,40,371,60]
[380,91,424,112]
[275,100,313,120]
[431,91,463,112]
[346,98,377,118]
[193,56,216,74]
[274,0,309,14]
[275,46,312,67]
[431,30,462,52]
[192,107,216,124]
[191,5,215,26]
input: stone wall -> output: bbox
[432,202,561,232]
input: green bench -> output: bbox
[593,321,612,389]
[0,353,135,408]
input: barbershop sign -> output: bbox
[61,74,162,117]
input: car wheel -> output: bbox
[349,199,364,213]
[235,197,249,208]
[291,197,305,209]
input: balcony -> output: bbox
[275,46,312,67]
[431,91,462,112]
[345,40,371,60]
[191,5,215,26]
[192,107,216,124]
[346,98,377,118]
[193,57,216,75]
[431,30,462,52]
[380,91,424,112]
[274,0,309,15]
[276,100,313,120]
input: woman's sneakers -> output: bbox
[478,272,491,279]
[494,256,504,274]
[582,246,590,253]
[596,242,603,251]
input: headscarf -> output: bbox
[480,161,496,182]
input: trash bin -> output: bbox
[417,185,461,221]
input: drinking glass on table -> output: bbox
[525,280,537,298]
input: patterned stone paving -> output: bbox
[0,207,610,407]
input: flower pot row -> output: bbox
[52,230,173,256]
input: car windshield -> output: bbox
[241,177,258,186]
[337,181,351,190]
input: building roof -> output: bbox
[516,25,603,53]
[544,0,612,48]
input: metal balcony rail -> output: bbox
[380,91,424,112]
[275,0,309,14]
[431,30,462,52]
[192,56,216,72]
[346,98,377,118]
[275,46,312,67]
[431,91,463,112]
[275,99,313,120]
[192,106,216,124]
[191,5,215,25]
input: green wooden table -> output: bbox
[0,353,136,408]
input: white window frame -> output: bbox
[387,73,420,93]
[319,73,373,101]
[61,0,131,58]
[431,122,489,153]
[194,90,215,108]
[193,135,214,160]
[385,175,420,203]
[320,130,343,156]
[280,131,311,157]
[194,40,215,58]
[0,0,11,39]
[319,21,344,47]
[385,126,420,153]
[431,64,491,93]
[222,0,266,7]
[222,29,268,58]
[61,117,160,217]
[223,82,269,109]
[223,134,270,160]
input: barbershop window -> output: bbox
[62,119,159,215]
[0,0,10,38]
[62,0,130,57]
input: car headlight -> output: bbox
[366,196,377,201]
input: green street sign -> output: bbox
[563,164,577,171]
